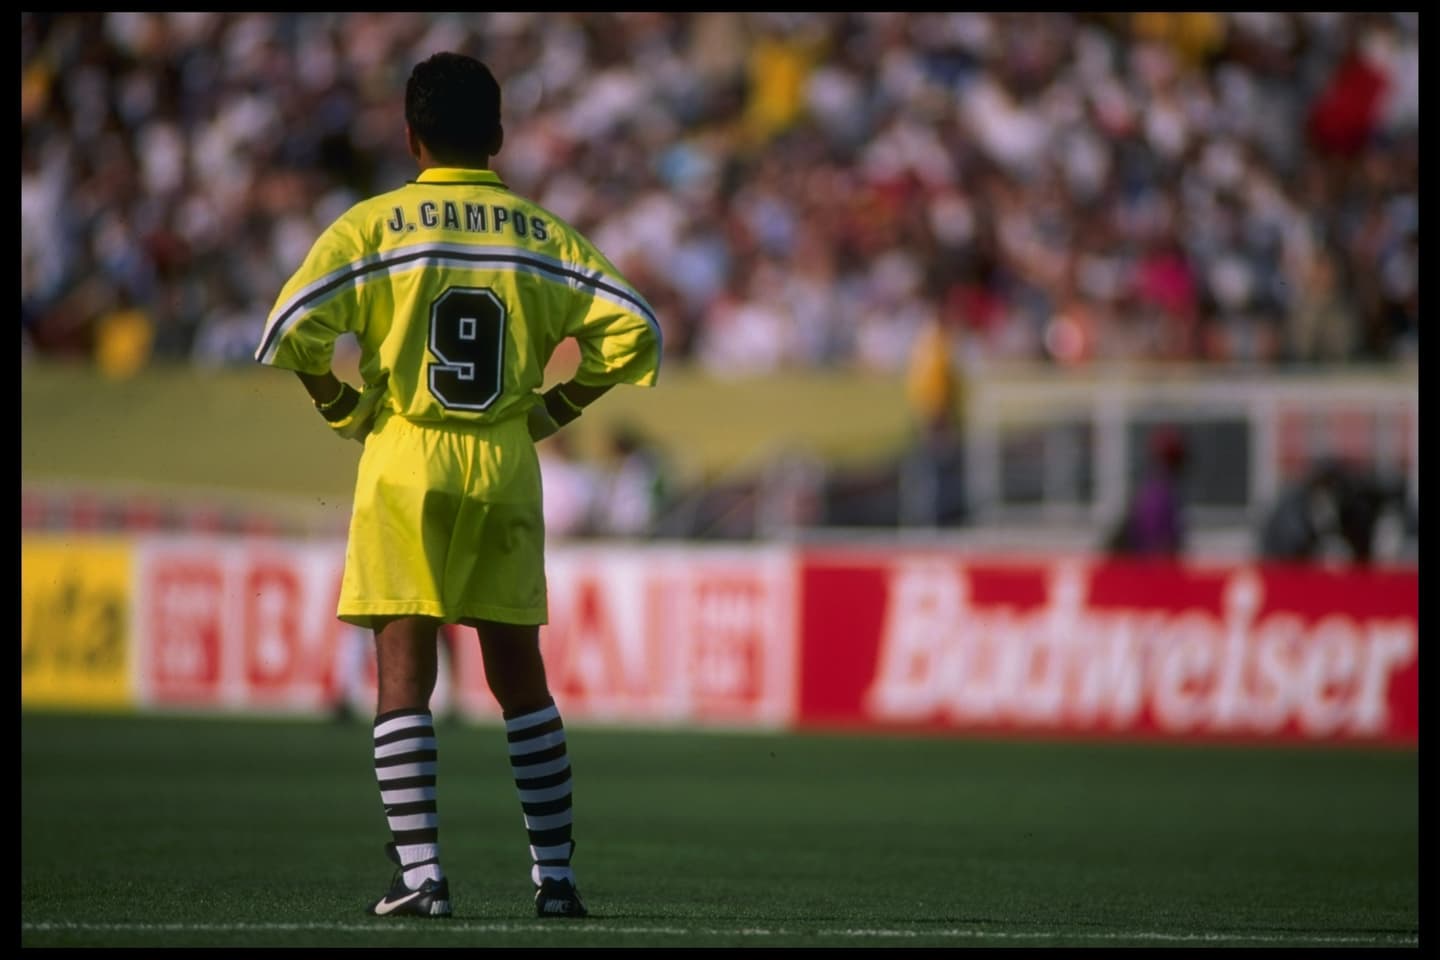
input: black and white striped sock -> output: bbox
[505,701,576,886]
[374,708,443,888]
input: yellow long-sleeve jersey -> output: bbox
[255,167,661,425]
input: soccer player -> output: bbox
[254,52,662,920]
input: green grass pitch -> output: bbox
[21,712,1417,948]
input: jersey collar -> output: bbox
[411,168,508,189]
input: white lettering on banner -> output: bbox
[545,562,658,713]
[1210,577,1260,731]
[1248,613,1304,733]
[1071,615,1151,728]
[137,538,351,710]
[865,563,1416,738]
[693,582,761,701]
[1152,612,1220,732]
[1299,617,1360,737]
[542,548,796,726]
[152,568,222,687]
[869,561,962,720]
[1351,625,1413,735]
[248,565,298,682]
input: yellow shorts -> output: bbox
[337,410,547,629]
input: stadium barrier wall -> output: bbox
[21,535,1417,746]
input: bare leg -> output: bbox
[374,615,441,714]
[472,618,551,715]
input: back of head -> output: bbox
[405,52,502,165]
[1149,426,1187,473]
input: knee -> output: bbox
[486,671,551,716]
[473,620,551,714]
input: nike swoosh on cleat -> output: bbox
[372,890,425,916]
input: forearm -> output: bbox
[547,380,612,419]
[297,370,343,407]
[297,370,360,423]
[528,380,613,442]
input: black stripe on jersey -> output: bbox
[258,248,656,361]
[408,180,509,189]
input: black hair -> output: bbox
[405,52,502,164]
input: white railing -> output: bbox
[963,367,1419,531]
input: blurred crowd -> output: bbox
[22,12,1418,379]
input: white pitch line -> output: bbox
[817,928,1419,945]
[19,921,1418,945]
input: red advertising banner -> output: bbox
[533,547,797,727]
[445,547,798,727]
[136,539,351,711]
[133,540,798,728]
[125,535,1416,744]
[798,552,1418,744]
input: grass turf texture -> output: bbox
[22,712,1417,948]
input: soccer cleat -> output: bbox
[367,842,452,918]
[534,877,588,918]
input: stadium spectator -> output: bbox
[19,13,1420,377]
[595,422,671,538]
[1107,425,1188,559]
[538,429,604,539]
[1258,459,1414,567]
[899,313,968,526]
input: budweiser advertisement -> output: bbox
[798,551,1417,744]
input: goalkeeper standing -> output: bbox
[254,52,661,920]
